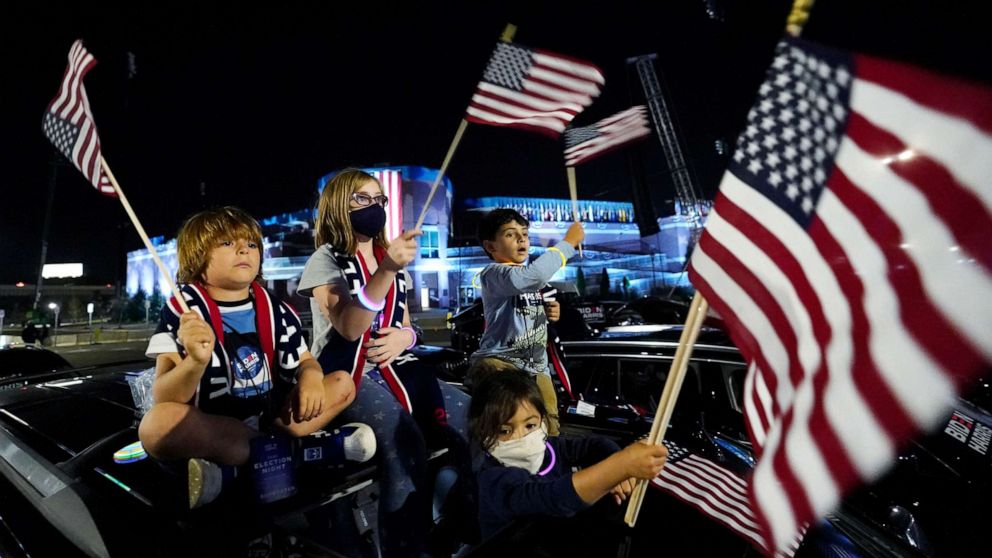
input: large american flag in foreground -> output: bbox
[466,41,604,138]
[563,105,651,166]
[42,40,115,196]
[651,441,802,558]
[688,37,992,554]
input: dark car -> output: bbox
[0,345,72,387]
[0,360,466,557]
[448,298,595,355]
[540,327,992,558]
[604,296,690,329]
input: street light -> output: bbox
[48,302,60,342]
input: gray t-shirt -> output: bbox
[471,242,575,375]
[297,245,351,358]
[297,245,409,359]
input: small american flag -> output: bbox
[466,41,604,138]
[688,37,992,554]
[652,440,803,557]
[42,40,114,197]
[563,105,651,166]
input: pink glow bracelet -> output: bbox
[355,286,386,312]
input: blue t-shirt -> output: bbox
[218,299,271,399]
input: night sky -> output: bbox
[2,1,989,285]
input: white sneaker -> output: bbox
[340,422,377,463]
[301,423,377,465]
[188,458,224,509]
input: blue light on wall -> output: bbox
[465,196,636,224]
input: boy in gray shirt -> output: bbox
[470,209,585,431]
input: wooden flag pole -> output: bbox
[624,292,708,526]
[565,166,583,257]
[624,0,816,529]
[414,23,518,231]
[414,118,469,230]
[101,159,190,313]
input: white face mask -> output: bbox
[490,424,548,475]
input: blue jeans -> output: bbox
[339,373,470,556]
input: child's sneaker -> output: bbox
[188,458,225,509]
[299,423,377,466]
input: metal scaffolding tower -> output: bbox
[628,54,705,243]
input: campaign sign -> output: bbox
[250,435,297,503]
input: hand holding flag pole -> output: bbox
[565,166,583,257]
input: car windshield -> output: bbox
[0,348,71,379]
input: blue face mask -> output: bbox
[350,204,387,238]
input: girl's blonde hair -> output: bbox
[176,206,264,284]
[314,168,389,254]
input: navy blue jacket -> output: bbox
[477,435,621,539]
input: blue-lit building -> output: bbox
[126,165,697,311]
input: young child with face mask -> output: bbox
[298,168,477,555]
[469,369,669,540]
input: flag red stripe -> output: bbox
[666,462,752,517]
[464,115,563,138]
[467,98,572,125]
[532,48,604,78]
[697,233,805,391]
[855,53,992,136]
[826,169,987,384]
[51,43,86,114]
[845,112,992,274]
[471,89,580,117]
[688,270,774,446]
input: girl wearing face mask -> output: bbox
[298,168,475,556]
[469,369,669,540]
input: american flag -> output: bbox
[651,441,802,557]
[466,41,604,138]
[42,40,115,197]
[688,37,992,554]
[369,169,403,240]
[563,105,651,166]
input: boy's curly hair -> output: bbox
[176,206,264,284]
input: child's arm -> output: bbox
[151,313,214,404]
[310,230,420,341]
[483,243,576,296]
[570,440,668,505]
[483,222,584,296]
[363,295,416,368]
[291,353,326,422]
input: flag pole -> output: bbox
[413,23,518,230]
[565,166,583,257]
[623,0,816,529]
[101,159,190,313]
[414,118,469,230]
[623,293,708,526]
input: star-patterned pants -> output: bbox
[338,371,470,556]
